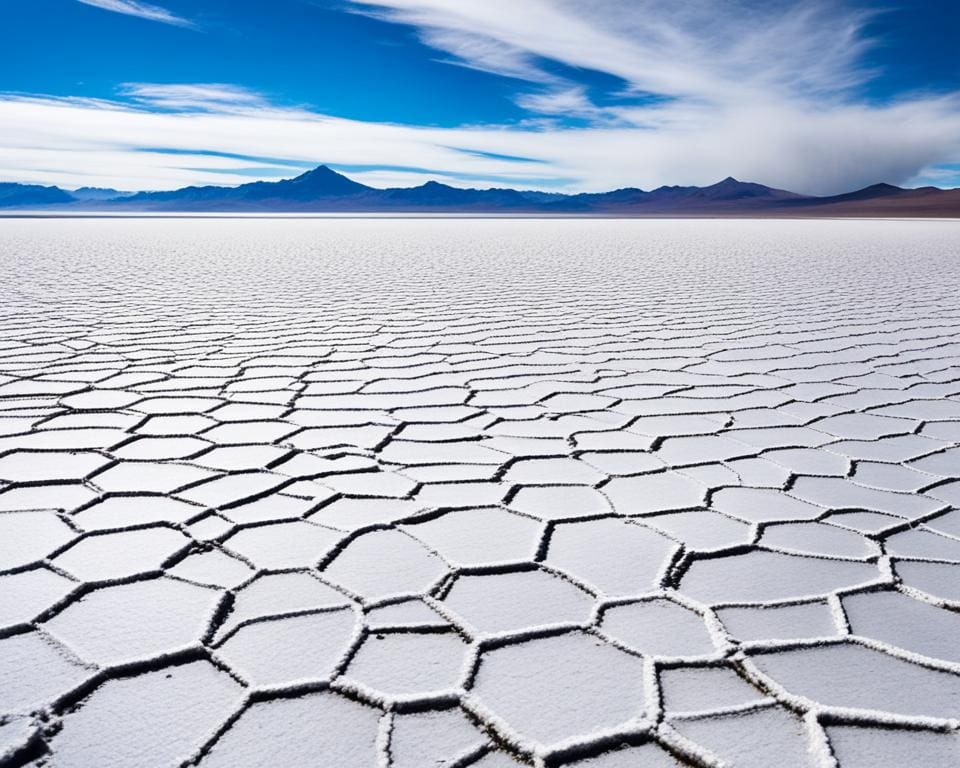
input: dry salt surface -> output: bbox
[1,216,960,768]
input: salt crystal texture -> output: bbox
[3,218,960,766]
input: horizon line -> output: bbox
[3,165,958,198]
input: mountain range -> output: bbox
[2,166,959,216]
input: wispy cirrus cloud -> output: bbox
[76,0,193,28]
[348,0,877,106]
[120,83,273,112]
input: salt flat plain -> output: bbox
[2,218,960,767]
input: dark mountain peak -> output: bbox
[697,176,800,201]
[285,165,371,195]
[803,182,908,205]
[291,164,335,181]
[858,182,904,195]
[704,177,758,191]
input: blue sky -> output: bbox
[2,0,959,193]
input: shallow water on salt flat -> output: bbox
[1,218,960,766]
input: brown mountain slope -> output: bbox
[775,186,960,217]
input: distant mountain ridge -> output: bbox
[1,166,958,217]
[0,182,75,207]
[70,187,135,201]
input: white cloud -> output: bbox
[514,88,613,122]
[908,165,960,189]
[7,3,960,193]
[120,83,273,112]
[2,86,959,195]
[349,0,875,103]
[76,0,192,27]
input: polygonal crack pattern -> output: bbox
[1,218,959,766]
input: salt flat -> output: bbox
[1,218,960,767]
